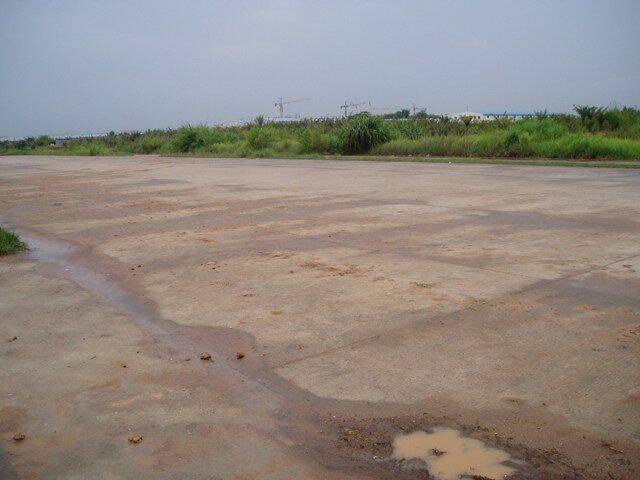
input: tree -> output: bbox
[382,109,411,120]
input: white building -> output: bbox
[448,111,491,122]
[484,112,537,121]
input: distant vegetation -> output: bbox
[0,227,26,256]
[2,105,640,161]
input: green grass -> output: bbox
[374,129,640,160]
[0,146,134,157]
[3,107,640,163]
[0,228,26,255]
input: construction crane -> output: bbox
[274,97,310,117]
[340,101,368,117]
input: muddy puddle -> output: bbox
[393,427,518,480]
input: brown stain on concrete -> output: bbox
[623,395,640,404]
[0,407,27,434]
[299,260,363,276]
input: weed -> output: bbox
[0,227,26,255]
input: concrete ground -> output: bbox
[1,154,639,479]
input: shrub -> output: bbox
[505,131,520,147]
[246,127,275,150]
[173,125,204,152]
[508,118,568,140]
[389,120,424,140]
[88,142,107,156]
[237,142,253,157]
[504,132,534,157]
[338,115,391,154]
[274,138,302,153]
[36,135,53,146]
[618,123,640,140]
[134,135,166,154]
[298,128,338,153]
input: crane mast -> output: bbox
[340,101,367,117]
[411,102,426,116]
[274,97,310,117]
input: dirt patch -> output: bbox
[299,260,363,276]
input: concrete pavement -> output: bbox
[1,155,639,479]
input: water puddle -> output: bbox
[392,427,517,480]
[0,219,170,340]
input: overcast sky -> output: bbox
[1,0,638,138]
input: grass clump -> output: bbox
[246,126,276,150]
[173,125,206,153]
[388,119,424,140]
[0,228,26,255]
[298,127,338,154]
[338,114,391,154]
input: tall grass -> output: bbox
[2,106,639,161]
[374,130,640,160]
[298,127,338,154]
[337,114,391,154]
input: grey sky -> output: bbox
[1,0,638,138]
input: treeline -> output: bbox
[2,105,639,160]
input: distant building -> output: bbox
[448,111,491,122]
[266,116,301,124]
[484,112,538,121]
[53,138,67,147]
[222,119,251,128]
[446,111,540,122]
[222,116,306,127]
